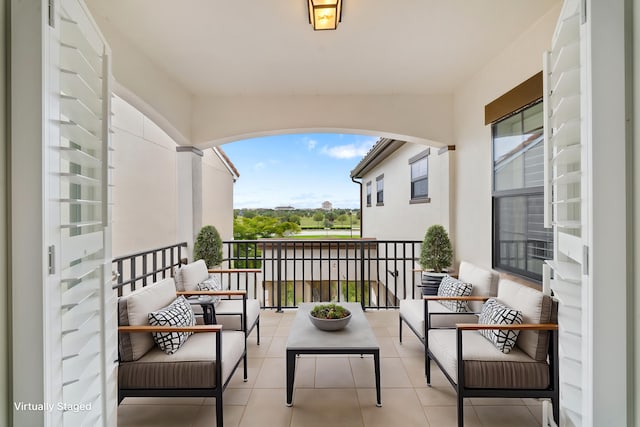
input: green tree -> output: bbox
[336,214,348,223]
[420,224,453,272]
[288,215,301,225]
[313,212,324,225]
[193,225,223,267]
[234,216,300,239]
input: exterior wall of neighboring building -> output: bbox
[112,96,237,257]
[111,96,180,257]
[202,149,235,241]
[451,5,560,270]
[359,143,451,241]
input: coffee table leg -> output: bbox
[374,350,382,407]
[286,350,296,406]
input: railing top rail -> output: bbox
[225,239,421,244]
[113,242,188,263]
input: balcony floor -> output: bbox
[118,309,544,426]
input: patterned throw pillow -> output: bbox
[437,275,473,312]
[197,276,222,305]
[478,298,523,354]
[148,296,196,354]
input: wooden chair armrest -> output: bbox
[208,268,262,274]
[423,295,490,302]
[118,325,222,333]
[456,323,558,331]
[177,290,247,297]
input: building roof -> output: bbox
[213,147,241,180]
[350,138,406,179]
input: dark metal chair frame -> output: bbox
[422,295,560,427]
[117,324,247,427]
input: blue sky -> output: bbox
[221,133,378,209]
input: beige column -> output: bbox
[437,145,456,263]
[176,147,203,258]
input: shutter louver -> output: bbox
[54,0,116,425]
[543,0,585,425]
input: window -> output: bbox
[365,181,372,207]
[492,101,553,281]
[376,175,384,205]
[409,149,429,202]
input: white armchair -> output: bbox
[175,260,261,344]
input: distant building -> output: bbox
[321,201,333,211]
[274,205,295,211]
[350,138,454,241]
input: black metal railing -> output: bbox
[225,239,422,311]
[111,239,424,310]
[112,242,187,296]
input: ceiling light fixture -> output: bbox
[307,0,342,31]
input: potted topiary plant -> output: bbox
[419,224,453,295]
[193,225,223,268]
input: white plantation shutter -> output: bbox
[543,0,586,425]
[49,0,117,425]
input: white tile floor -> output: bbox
[118,309,544,426]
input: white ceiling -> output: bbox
[86,0,559,96]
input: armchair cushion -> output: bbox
[176,260,210,292]
[497,280,554,360]
[118,331,245,389]
[148,296,196,354]
[215,298,261,331]
[458,261,500,312]
[437,276,472,312]
[428,328,550,389]
[118,278,177,361]
[478,298,523,354]
[399,299,478,336]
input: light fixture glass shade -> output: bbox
[308,0,342,31]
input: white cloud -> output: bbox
[254,162,266,171]
[307,139,318,150]
[320,140,376,159]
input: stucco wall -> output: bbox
[192,94,453,148]
[111,96,180,257]
[202,149,235,241]
[360,143,450,241]
[451,5,560,270]
[112,96,236,258]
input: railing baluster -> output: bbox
[276,241,283,312]
[142,255,147,287]
[113,240,419,311]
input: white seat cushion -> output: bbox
[176,260,210,292]
[118,278,177,361]
[458,261,500,312]
[428,329,550,389]
[400,299,478,338]
[119,331,245,389]
[497,280,554,360]
[215,298,261,332]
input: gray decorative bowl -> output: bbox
[309,312,352,331]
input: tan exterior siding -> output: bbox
[359,143,451,241]
[202,149,235,240]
